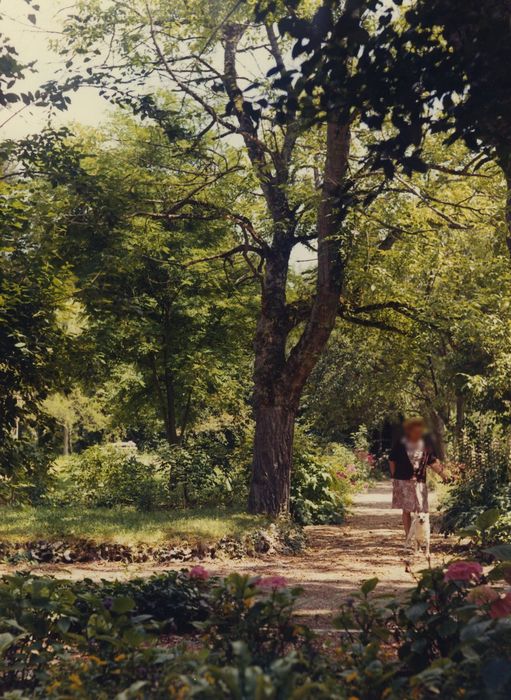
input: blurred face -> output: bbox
[405,423,424,443]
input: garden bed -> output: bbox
[0,507,305,564]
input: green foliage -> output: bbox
[91,570,212,633]
[290,431,373,525]
[55,445,161,510]
[334,562,511,699]
[0,439,52,506]
[159,422,251,507]
[197,573,307,666]
[1,556,511,698]
[441,424,511,543]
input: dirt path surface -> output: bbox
[1,482,452,629]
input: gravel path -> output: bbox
[2,481,452,628]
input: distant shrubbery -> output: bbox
[159,423,251,507]
[44,424,250,512]
[50,444,162,510]
[21,422,372,523]
[0,438,52,506]
[291,430,374,525]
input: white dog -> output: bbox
[406,512,431,563]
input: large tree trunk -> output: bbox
[220,22,352,516]
[248,403,295,515]
[248,121,350,515]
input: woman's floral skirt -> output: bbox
[392,479,429,513]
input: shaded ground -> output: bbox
[0,482,453,629]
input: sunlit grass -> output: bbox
[0,506,266,546]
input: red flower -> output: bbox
[189,565,209,580]
[444,561,483,582]
[490,592,511,619]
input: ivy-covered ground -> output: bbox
[0,483,452,630]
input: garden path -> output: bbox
[201,480,452,628]
[6,481,453,629]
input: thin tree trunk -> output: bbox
[455,393,465,440]
[163,365,179,445]
[63,424,69,456]
[429,409,446,461]
[503,158,511,257]
[248,403,295,515]
[179,389,192,444]
[161,306,179,446]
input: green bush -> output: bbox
[158,423,250,507]
[197,573,307,666]
[441,424,511,543]
[1,554,511,699]
[290,432,373,525]
[334,555,511,699]
[52,444,161,510]
[99,570,213,633]
[0,438,52,505]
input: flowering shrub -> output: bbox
[256,575,287,590]
[334,555,511,698]
[444,560,483,582]
[196,573,308,666]
[1,555,510,698]
[189,565,210,580]
[291,431,373,525]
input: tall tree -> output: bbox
[71,118,257,446]
[61,0,399,514]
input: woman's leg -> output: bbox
[402,510,412,535]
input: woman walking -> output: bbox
[389,417,448,536]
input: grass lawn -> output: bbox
[0,506,266,546]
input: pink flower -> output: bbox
[355,450,374,465]
[189,565,209,580]
[444,561,483,582]
[466,585,499,605]
[336,470,345,479]
[490,592,511,619]
[257,575,287,591]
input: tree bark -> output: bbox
[248,403,296,515]
[503,157,511,258]
[163,365,179,446]
[248,121,351,514]
[221,23,352,515]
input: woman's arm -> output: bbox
[430,459,449,482]
[389,460,396,478]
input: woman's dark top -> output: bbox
[388,437,438,482]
